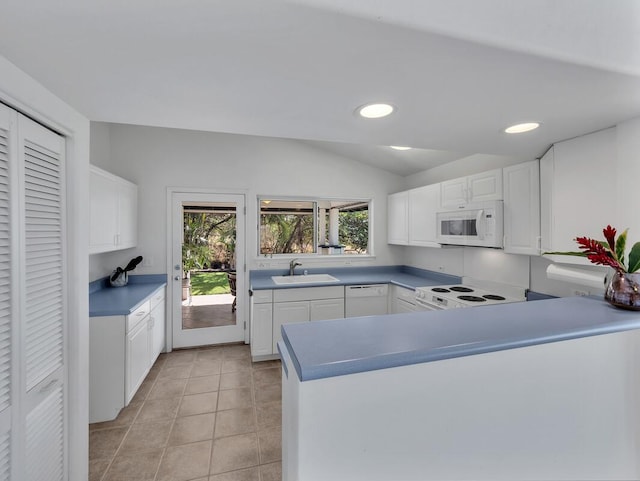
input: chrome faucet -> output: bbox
[289,258,302,276]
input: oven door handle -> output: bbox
[476,209,485,239]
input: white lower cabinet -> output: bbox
[90,286,166,422]
[251,286,345,360]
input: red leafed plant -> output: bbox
[547,225,640,274]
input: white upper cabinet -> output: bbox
[441,168,503,207]
[540,128,616,260]
[408,184,440,247]
[503,159,541,255]
[89,165,138,254]
[387,191,409,245]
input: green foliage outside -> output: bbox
[183,212,236,274]
[190,272,231,296]
[260,213,315,254]
[339,210,369,253]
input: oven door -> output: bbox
[414,296,446,311]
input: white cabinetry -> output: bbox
[441,168,503,207]
[273,302,310,353]
[391,285,417,314]
[387,191,409,245]
[251,290,274,358]
[503,159,541,255]
[0,105,67,479]
[89,165,138,254]
[310,298,345,321]
[90,286,166,422]
[541,128,616,260]
[408,184,440,247]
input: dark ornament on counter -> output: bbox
[605,272,640,310]
[110,256,143,287]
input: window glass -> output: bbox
[259,198,370,256]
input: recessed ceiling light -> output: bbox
[504,122,540,134]
[356,103,395,119]
[390,146,412,151]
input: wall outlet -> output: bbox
[573,289,590,297]
[257,262,270,268]
[142,256,153,267]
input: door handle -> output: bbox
[174,275,180,281]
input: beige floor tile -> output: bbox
[147,378,188,400]
[210,433,259,475]
[222,344,251,359]
[119,420,172,453]
[217,388,253,411]
[156,440,212,481]
[259,461,282,481]
[209,466,260,481]
[163,350,198,367]
[221,358,251,373]
[255,401,281,430]
[257,427,281,464]
[135,397,181,423]
[252,368,280,387]
[158,364,193,380]
[131,377,156,403]
[254,384,280,405]
[219,371,252,390]
[214,408,256,438]
[178,391,218,417]
[168,413,216,446]
[196,348,225,361]
[89,426,128,460]
[102,449,163,481]
[185,374,220,395]
[89,458,111,481]
[191,359,223,377]
[90,401,142,430]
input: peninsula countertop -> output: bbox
[89,274,167,317]
[281,296,640,382]
[250,265,461,291]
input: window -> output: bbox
[259,197,371,256]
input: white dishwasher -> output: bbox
[345,284,389,317]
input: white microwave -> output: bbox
[436,200,504,248]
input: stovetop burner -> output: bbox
[483,294,506,301]
[432,287,450,293]
[457,295,486,302]
[450,286,474,293]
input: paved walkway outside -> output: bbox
[183,294,235,329]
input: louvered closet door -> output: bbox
[17,114,66,481]
[0,104,16,480]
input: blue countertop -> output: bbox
[89,274,167,317]
[281,296,640,382]
[250,265,461,291]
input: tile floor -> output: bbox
[89,344,282,481]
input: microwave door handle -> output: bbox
[476,209,485,239]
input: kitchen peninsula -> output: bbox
[279,296,640,481]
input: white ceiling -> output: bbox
[0,0,639,176]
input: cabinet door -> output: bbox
[126,319,150,404]
[468,168,503,203]
[89,168,118,254]
[310,298,344,321]
[503,160,540,255]
[273,301,310,353]
[387,191,408,245]
[541,128,616,257]
[408,184,440,247]
[117,180,138,249]
[440,177,467,207]
[150,301,165,363]
[251,302,274,357]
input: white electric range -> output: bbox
[415,277,527,311]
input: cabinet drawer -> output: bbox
[150,288,165,310]
[127,300,150,332]
[253,289,273,304]
[274,286,344,302]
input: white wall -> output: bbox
[0,55,90,481]
[89,122,405,281]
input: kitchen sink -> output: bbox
[271,274,339,285]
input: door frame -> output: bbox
[166,187,247,351]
